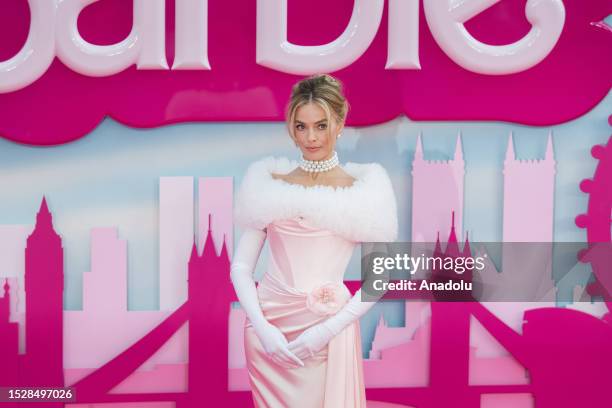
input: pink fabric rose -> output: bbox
[306,282,351,316]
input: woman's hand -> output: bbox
[253,321,304,369]
[287,323,335,361]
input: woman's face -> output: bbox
[291,102,343,161]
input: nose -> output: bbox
[307,128,318,142]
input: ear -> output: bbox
[335,119,345,136]
[334,118,344,134]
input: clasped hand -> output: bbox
[254,321,335,368]
[254,321,304,369]
[287,323,335,361]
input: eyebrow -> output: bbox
[295,119,328,124]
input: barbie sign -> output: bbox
[0,0,566,91]
[0,0,610,144]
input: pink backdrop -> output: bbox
[0,0,610,145]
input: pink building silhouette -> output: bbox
[198,177,233,256]
[502,132,556,301]
[429,212,473,302]
[0,225,29,315]
[24,198,64,386]
[83,228,127,312]
[503,132,555,242]
[187,215,234,405]
[0,279,19,387]
[411,133,465,242]
[160,177,194,311]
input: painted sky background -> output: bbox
[0,89,610,352]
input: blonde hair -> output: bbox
[286,74,349,139]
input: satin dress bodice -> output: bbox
[264,216,357,293]
[245,216,367,407]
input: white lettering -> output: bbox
[423,0,566,75]
[173,0,211,70]
[55,0,168,76]
[256,0,384,74]
[0,0,56,93]
[386,0,421,69]
[0,0,567,93]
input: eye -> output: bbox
[296,123,305,130]
[318,123,327,130]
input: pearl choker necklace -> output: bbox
[299,151,339,173]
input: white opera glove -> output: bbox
[288,288,373,360]
[230,227,304,369]
[251,320,304,369]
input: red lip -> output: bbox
[306,147,320,150]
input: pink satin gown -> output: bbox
[244,216,367,408]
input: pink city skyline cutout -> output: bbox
[0,133,611,407]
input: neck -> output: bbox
[299,151,339,173]
[302,151,335,162]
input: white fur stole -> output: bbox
[234,156,398,242]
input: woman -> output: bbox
[231,74,398,407]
